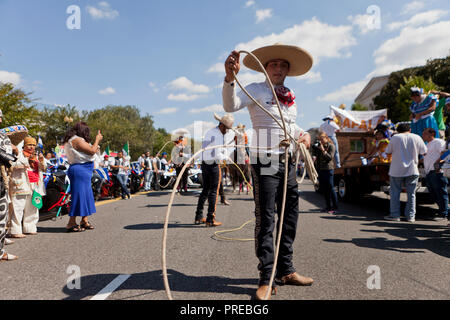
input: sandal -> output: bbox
[66,225,85,233]
[1,252,18,261]
[80,222,95,230]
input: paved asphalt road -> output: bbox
[1,180,449,300]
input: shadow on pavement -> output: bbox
[142,203,197,208]
[124,222,200,230]
[61,269,257,300]
[324,220,450,258]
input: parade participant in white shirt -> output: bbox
[223,44,313,300]
[194,114,235,227]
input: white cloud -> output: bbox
[370,20,450,77]
[206,63,223,74]
[234,17,356,66]
[149,81,159,93]
[98,86,116,95]
[387,10,448,31]
[86,1,119,20]
[255,9,273,23]
[245,0,255,8]
[347,14,373,34]
[167,93,204,101]
[156,107,178,115]
[296,70,322,84]
[0,70,21,86]
[184,121,217,140]
[189,104,224,114]
[168,76,210,93]
[402,1,426,15]
[317,80,367,103]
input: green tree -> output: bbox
[0,83,41,137]
[351,103,368,111]
[39,104,81,151]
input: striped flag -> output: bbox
[38,135,44,150]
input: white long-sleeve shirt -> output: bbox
[222,80,306,155]
[201,126,235,164]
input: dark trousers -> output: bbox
[195,163,222,222]
[251,159,299,286]
[175,165,188,191]
[318,169,338,210]
[426,171,448,217]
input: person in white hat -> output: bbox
[194,113,235,227]
[223,44,313,299]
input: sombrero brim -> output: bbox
[243,44,313,77]
[214,113,233,129]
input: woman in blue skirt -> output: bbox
[63,122,103,232]
[410,87,439,138]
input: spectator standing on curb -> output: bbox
[385,123,427,222]
[112,151,131,200]
[422,128,448,221]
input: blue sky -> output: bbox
[1,0,449,138]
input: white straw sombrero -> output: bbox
[242,43,313,77]
[214,113,234,129]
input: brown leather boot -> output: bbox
[194,217,206,225]
[255,285,277,300]
[205,220,222,227]
[278,272,314,286]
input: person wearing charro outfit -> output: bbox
[194,113,235,227]
[223,44,314,299]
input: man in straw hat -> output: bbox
[0,109,19,261]
[194,113,235,227]
[223,44,313,299]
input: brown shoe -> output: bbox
[278,272,314,286]
[195,217,206,225]
[205,220,222,227]
[255,285,277,300]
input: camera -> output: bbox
[312,140,322,151]
[0,148,17,168]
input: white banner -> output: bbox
[331,106,388,132]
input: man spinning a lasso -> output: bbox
[222,44,314,300]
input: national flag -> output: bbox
[105,145,110,156]
[38,135,44,150]
[122,141,129,157]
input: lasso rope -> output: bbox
[161,50,317,300]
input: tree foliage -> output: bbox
[351,103,368,111]
[0,83,41,136]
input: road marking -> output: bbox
[90,274,131,300]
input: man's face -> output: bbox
[218,123,228,134]
[118,152,123,158]
[145,152,150,157]
[265,59,289,86]
[46,153,52,159]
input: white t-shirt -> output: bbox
[320,120,340,138]
[385,133,427,177]
[423,138,446,174]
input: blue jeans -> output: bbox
[426,171,448,218]
[319,169,338,210]
[144,170,153,191]
[389,175,419,219]
[116,173,130,198]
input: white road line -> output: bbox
[90,274,131,300]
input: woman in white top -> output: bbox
[63,122,103,232]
